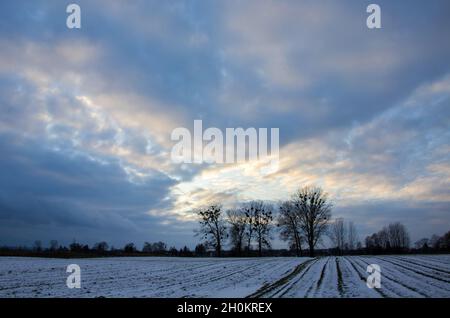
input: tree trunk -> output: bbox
[308,239,314,257]
[237,240,242,257]
[247,227,252,256]
[299,240,303,257]
[294,232,302,257]
[258,237,262,257]
[217,241,221,257]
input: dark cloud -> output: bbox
[0,134,189,247]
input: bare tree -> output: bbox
[33,240,42,252]
[124,242,136,253]
[142,241,167,254]
[244,218,254,254]
[365,234,376,249]
[356,241,362,250]
[142,242,152,253]
[196,204,228,257]
[49,240,59,251]
[278,201,303,256]
[329,218,346,254]
[347,221,358,251]
[292,186,331,257]
[154,241,167,253]
[194,243,207,256]
[366,223,411,253]
[429,234,442,249]
[93,241,109,252]
[377,226,390,249]
[227,208,247,256]
[242,203,255,254]
[244,201,273,257]
[387,222,410,250]
[414,238,429,249]
[442,231,450,251]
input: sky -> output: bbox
[0,0,449,249]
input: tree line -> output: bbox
[0,240,199,258]
[1,186,449,258]
[365,225,450,255]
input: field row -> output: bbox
[0,255,449,298]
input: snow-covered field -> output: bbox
[0,255,449,298]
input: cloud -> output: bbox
[0,133,183,246]
[0,0,449,247]
[214,0,450,142]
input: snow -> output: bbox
[0,255,449,298]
